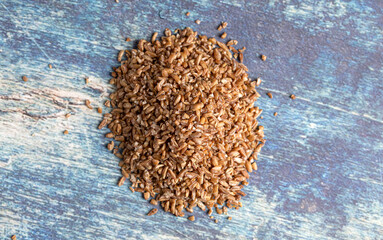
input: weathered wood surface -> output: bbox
[0,0,382,239]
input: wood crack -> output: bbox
[0,109,66,120]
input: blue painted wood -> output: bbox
[0,0,382,239]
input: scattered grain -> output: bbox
[228,216,232,220]
[48,64,52,69]
[65,113,71,118]
[85,78,89,84]
[107,141,114,151]
[252,162,258,171]
[290,94,296,100]
[85,99,93,109]
[186,12,190,16]
[98,119,107,129]
[97,107,102,114]
[195,19,201,24]
[218,22,228,30]
[150,199,158,205]
[261,55,267,61]
[208,209,213,216]
[11,235,16,240]
[220,32,227,39]
[255,77,262,86]
[266,92,273,99]
[118,50,124,62]
[238,47,246,53]
[126,37,131,42]
[151,32,158,43]
[188,216,195,221]
[63,130,69,135]
[223,206,228,214]
[118,177,126,186]
[245,160,252,172]
[105,132,114,138]
[104,100,111,107]
[186,208,193,213]
[216,207,223,214]
[274,112,278,116]
[239,52,243,63]
[22,76,28,82]
[227,39,238,46]
[147,208,158,216]
[215,219,219,223]
[143,192,151,201]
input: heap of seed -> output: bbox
[100,27,265,217]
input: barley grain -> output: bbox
[105,133,114,138]
[252,162,258,171]
[151,32,158,43]
[255,77,262,86]
[101,27,265,219]
[144,192,150,200]
[118,50,124,62]
[107,141,114,151]
[147,208,158,216]
[118,177,126,186]
[261,55,267,61]
[85,100,93,109]
[218,22,228,30]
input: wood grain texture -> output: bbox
[1,0,382,239]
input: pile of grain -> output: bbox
[99,27,265,217]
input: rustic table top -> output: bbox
[1,0,382,239]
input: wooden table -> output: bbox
[1,0,382,239]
